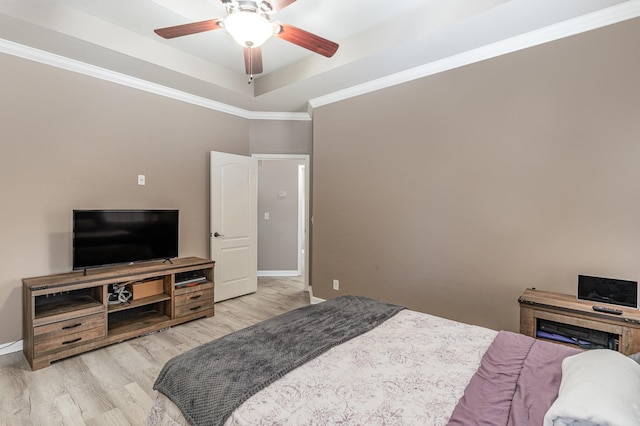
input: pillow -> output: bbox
[628,351,640,365]
[544,349,640,426]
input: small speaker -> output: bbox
[578,275,638,309]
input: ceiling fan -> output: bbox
[154,0,339,79]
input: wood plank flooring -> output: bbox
[0,277,309,425]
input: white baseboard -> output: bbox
[257,270,301,277]
[310,296,325,304]
[0,339,23,356]
[308,285,324,304]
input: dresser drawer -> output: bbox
[175,286,214,307]
[175,281,213,296]
[34,313,105,340]
[174,301,214,317]
[33,315,106,355]
[174,281,213,318]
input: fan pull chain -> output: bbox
[247,44,254,84]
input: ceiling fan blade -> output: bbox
[273,22,338,58]
[244,47,263,75]
[268,0,297,12]
[154,19,222,39]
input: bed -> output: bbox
[147,295,640,426]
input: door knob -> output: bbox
[213,232,224,237]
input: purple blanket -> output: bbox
[447,331,581,425]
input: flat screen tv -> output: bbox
[73,209,179,271]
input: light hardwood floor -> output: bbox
[0,277,309,425]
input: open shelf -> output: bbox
[34,295,103,321]
[107,293,171,313]
[535,318,619,350]
[175,266,213,291]
[108,308,171,337]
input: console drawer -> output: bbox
[33,313,106,354]
[175,281,213,296]
[175,286,214,307]
[174,282,213,318]
[33,313,105,341]
[174,301,213,317]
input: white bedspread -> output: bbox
[149,309,497,426]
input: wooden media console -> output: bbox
[23,257,214,370]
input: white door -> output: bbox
[210,151,257,302]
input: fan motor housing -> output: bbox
[223,0,273,15]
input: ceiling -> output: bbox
[0,0,637,117]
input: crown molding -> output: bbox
[308,0,640,110]
[0,37,310,121]
[246,111,311,121]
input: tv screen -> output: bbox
[73,209,178,270]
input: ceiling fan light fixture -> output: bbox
[224,11,273,48]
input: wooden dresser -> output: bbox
[519,288,640,355]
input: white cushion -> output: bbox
[544,349,640,426]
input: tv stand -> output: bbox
[519,288,640,355]
[23,257,214,370]
[163,258,174,264]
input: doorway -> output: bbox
[252,154,310,291]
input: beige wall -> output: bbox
[249,120,312,155]
[311,18,640,332]
[0,53,249,343]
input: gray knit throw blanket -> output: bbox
[153,295,405,426]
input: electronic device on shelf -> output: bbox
[577,274,638,309]
[592,305,623,315]
[537,318,617,350]
[72,209,179,271]
[175,270,208,288]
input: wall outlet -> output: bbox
[333,279,339,291]
[137,174,145,185]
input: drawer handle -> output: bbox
[62,323,82,330]
[189,305,202,311]
[189,295,202,300]
[62,337,82,345]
